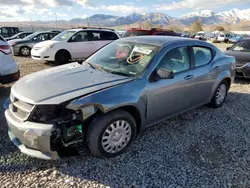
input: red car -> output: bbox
[122,28,181,37]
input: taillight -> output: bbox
[0,45,12,54]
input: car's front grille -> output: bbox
[9,93,34,121]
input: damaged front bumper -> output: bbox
[5,109,59,160]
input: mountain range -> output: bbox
[64,8,250,27]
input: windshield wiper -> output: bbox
[85,62,108,73]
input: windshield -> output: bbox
[86,40,160,77]
[24,32,39,40]
[52,30,76,41]
[122,31,151,37]
[231,40,250,52]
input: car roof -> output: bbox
[67,28,115,32]
[119,36,193,46]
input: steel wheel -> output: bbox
[215,83,227,105]
[20,47,30,56]
[101,120,132,154]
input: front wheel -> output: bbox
[86,110,137,158]
[20,46,31,56]
[55,51,70,65]
[208,80,229,108]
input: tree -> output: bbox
[214,26,225,31]
[166,25,183,32]
[142,21,153,29]
[189,18,203,33]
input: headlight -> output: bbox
[42,43,55,50]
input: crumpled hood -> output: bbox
[12,63,133,104]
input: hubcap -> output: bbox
[21,48,30,55]
[216,84,227,105]
[101,120,132,153]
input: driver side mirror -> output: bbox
[226,47,231,51]
[156,68,174,80]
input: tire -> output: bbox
[86,110,137,158]
[55,50,70,65]
[20,46,31,56]
[208,80,229,109]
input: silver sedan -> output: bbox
[5,36,236,159]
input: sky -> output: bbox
[0,0,249,21]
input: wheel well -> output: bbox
[20,46,30,51]
[56,49,71,60]
[118,106,142,134]
[224,77,231,88]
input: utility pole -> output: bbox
[55,13,58,29]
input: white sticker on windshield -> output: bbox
[133,46,152,55]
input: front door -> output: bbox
[146,46,195,125]
[67,31,93,59]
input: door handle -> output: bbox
[184,75,194,80]
[214,66,221,70]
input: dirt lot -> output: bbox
[0,56,250,188]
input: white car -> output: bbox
[0,35,19,84]
[31,28,120,64]
[217,33,233,43]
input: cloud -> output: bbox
[77,0,93,7]
[98,5,145,13]
[0,0,73,7]
[154,0,250,11]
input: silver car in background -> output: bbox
[4,36,235,159]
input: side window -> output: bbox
[49,33,55,39]
[98,31,119,40]
[33,33,49,41]
[88,31,101,41]
[157,47,190,73]
[70,31,88,42]
[193,47,212,67]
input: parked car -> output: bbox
[8,31,60,56]
[5,32,33,41]
[4,36,235,160]
[225,38,250,78]
[217,33,234,43]
[31,28,120,64]
[0,35,19,84]
[0,27,19,38]
[122,28,181,37]
[229,36,243,43]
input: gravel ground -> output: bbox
[1,56,250,188]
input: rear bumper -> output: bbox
[5,109,59,160]
[0,70,20,84]
[235,63,250,78]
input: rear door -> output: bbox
[189,46,215,106]
[67,31,92,59]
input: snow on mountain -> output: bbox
[180,10,215,19]
[66,8,250,26]
[180,8,250,25]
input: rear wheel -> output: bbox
[208,80,229,109]
[86,110,137,158]
[55,50,70,65]
[20,46,31,56]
